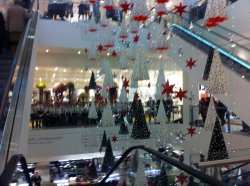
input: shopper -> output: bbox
[187,176,198,186]
[31,172,42,186]
[6,0,31,57]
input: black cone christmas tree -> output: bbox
[101,138,114,172]
[207,118,229,161]
[89,71,96,89]
[101,130,108,147]
[131,100,150,139]
[88,159,97,179]
[119,120,129,134]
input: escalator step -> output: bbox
[0,59,12,66]
[0,80,6,88]
[0,72,9,80]
[0,66,10,73]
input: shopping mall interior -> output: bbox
[0,0,250,185]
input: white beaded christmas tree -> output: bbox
[207,49,228,95]
[131,55,149,81]
[155,63,166,100]
[156,100,167,122]
[99,59,109,75]
[101,100,115,127]
[204,96,217,131]
[103,60,115,88]
[131,0,148,22]
[119,87,128,103]
[119,19,128,39]
[119,49,129,69]
[88,43,97,60]
[88,101,98,119]
[88,14,97,32]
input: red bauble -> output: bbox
[103,5,113,10]
[133,15,148,22]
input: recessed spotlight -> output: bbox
[78,50,81,55]
[80,69,83,73]
[35,66,39,71]
[63,69,66,72]
[159,55,162,59]
[46,49,49,53]
[107,53,110,56]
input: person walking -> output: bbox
[6,0,31,57]
[31,172,42,186]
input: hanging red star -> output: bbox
[147,32,152,40]
[174,3,187,17]
[123,78,129,89]
[124,155,131,164]
[133,35,140,43]
[111,50,118,57]
[156,0,169,3]
[99,146,102,153]
[120,2,130,13]
[162,80,175,97]
[174,88,187,101]
[186,58,196,69]
[111,135,118,143]
[134,91,139,101]
[176,172,188,185]
[187,126,196,137]
[97,44,104,52]
[83,123,88,128]
[84,48,88,53]
[148,82,151,88]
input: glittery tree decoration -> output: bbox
[207,118,229,161]
[130,20,139,34]
[149,21,165,47]
[204,96,217,131]
[101,88,109,99]
[207,49,228,95]
[88,43,97,61]
[103,0,114,10]
[119,19,128,39]
[204,0,227,28]
[88,15,97,32]
[131,0,148,22]
[155,33,169,51]
[99,59,109,75]
[131,100,150,139]
[119,49,129,69]
[102,27,114,48]
[156,100,167,122]
[103,60,115,88]
[119,87,128,103]
[101,99,115,126]
[131,55,149,81]
[102,139,115,172]
[88,101,98,119]
[156,3,167,16]
[155,63,166,100]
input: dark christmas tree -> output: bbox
[203,47,214,80]
[119,120,129,134]
[207,118,229,161]
[131,100,150,139]
[101,130,108,147]
[102,139,114,172]
[88,158,97,179]
[89,71,96,89]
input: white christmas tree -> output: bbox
[155,63,166,100]
[119,49,129,69]
[101,100,115,127]
[103,0,114,10]
[134,154,148,186]
[204,0,227,26]
[101,88,109,99]
[129,42,137,60]
[103,60,115,87]
[156,3,167,17]
[131,55,149,81]
[155,34,169,51]
[102,27,114,48]
[156,100,167,122]
[100,12,109,27]
[130,20,139,34]
[204,96,218,131]
[119,19,128,39]
[99,59,109,75]
[119,87,128,103]
[88,14,97,32]
[207,49,228,95]
[88,101,98,119]
[131,0,148,22]
[157,121,169,148]
[130,80,138,88]
[88,43,97,60]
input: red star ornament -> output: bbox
[176,172,188,185]
[133,35,140,43]
[120,2,130,13]
[174,88,187,101]
[134,91,139,101]
[162,80,175,97]
[174,3,187,17]
[97,44,104,52]
[111,50,118,57]
[123,78,129,89]
[186,58,196,69]
[112,135,118,143]
[156,0,169,3]
[187,126,196,137]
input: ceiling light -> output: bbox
[54,67,58,71]
[39,77,42,82]
[107,53,110,56]
[46,49,49,53]
[231,44,236,47]
[78,50,81,55]
[35,66,39,71]
[53,73,56,78]
[63,69,66,72]
[80,69,83,73]
[64,78,66,80]
[242,75,245,79]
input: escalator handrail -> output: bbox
[99,145,227,186]
[0,154,32,186]
[0,11,38,174]
[170,23,250,70]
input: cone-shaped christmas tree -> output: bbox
[101,130,108,147]
[207,49,228,94]
[207,118,229,161]
[119,49,129,69]
[119,120,129,134]
[88,43,97,60]
[99,59,109,75]
[130,80,138,88]
[89,71,96,89]
[156,100,167,123]
[88,101,98,119]
[101,100,115,127]
[88,159,97,179]
[88,14,97,32]
[119,87,128,103]
[155,63,166,100]
[102,138,114,172]
[103,60,115,88]
[204,97,217,131]
[131,55,149,81]
[131,100,150,139]
[131,0,148,22]
[119,19,128,39]
[101,88,109,99]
